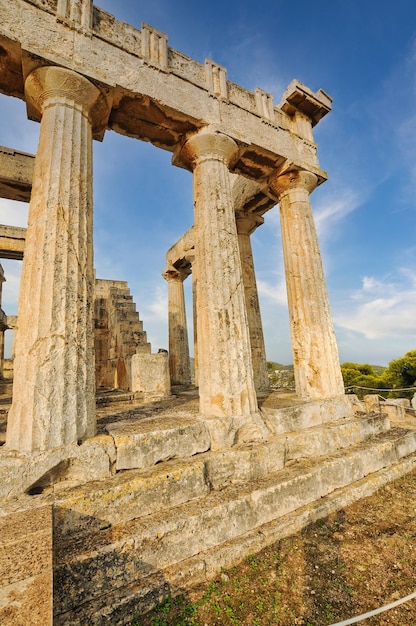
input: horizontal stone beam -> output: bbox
[0,146,34,202]
[165,174,276,272]
[6,314,17,329]
[0,224,26,260]
[166,226,194,272]
[0,1,330,183]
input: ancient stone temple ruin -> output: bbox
[1,2,416,624]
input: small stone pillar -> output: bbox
[57,0,92,30]
[162,267,192,385]
[235,211,269,392]
[6,66,108,452]
[269,170,344,400]
[180,130,258,418]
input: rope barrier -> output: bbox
[346,385,416,392]
[327,589,416,625]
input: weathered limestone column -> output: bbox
[269,170,344,400]
[162,267,192,385]
[191,259,199,387]
[180,130,258,418]
[0,265,6,379]
[6,66,108,451]
[236,211,269,392]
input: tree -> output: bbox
[341,362,385,398]
[381,350,416,396]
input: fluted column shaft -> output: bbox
[0,330,4,379]
[236,212,269,392]
[181,131,257,417]
[6,66,106,451]
[163,268,191,385]
[270,170,344,400]
[191,260,199,387]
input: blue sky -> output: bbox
[0,0,415,366]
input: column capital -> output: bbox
[235,211,264,236]
[24,66,109,137]
[269,169,318,200]
[179,130,239,170]
[162,267,191,283]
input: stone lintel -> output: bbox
[165,226,195,272]
[0,146,34,202]
[279,79,332,127]
[6,314,17,329]
[0,225,26,260]
[0,308,7,330]
[165,172,275,273]
[0,1,329,178]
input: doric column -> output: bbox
[0,265,5,379]
[235,211,269,392]
[269,170,344,400]
[162,267,192,386]
[191,256,199,387]
[6,66,108,452]
[180,130,258,418]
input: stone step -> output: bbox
[104,410,389,472]
[52,412,390,539]
[118,320,143,332]
[109,289,132,300]
[116,306,140,324]
[105,414,212,471]
[118,333,147,346]
[55,449,416,626]
[95,390,134,405]
[260,394,356,434]
[53,427,416,621]
[51,412,390,535]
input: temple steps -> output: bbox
[53,450,416,626]
[52,425,416,624]
[48,402,416,626]
[52,412,391,540]
[103,410,389,472]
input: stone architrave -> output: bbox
[6,66,108,452]
[235,211,269,392]
[269,170,344,401]
[162,267,192,386]
[180,130,258,418]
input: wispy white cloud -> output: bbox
[335,268,416,340]
[257,276,287,307]
[313,188,361,239]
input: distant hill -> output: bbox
[267,361,293,371]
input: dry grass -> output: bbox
[136,467,416,626]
